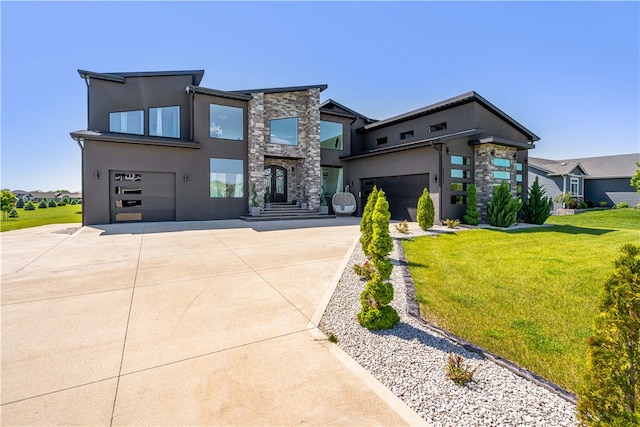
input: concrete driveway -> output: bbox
[1,219,424,426]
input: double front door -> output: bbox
[264,166,287,203]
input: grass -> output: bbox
[403,208,640,393]
[0,204,82,232]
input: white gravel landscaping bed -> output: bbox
[318,224,577,426]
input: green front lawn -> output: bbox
[0,204,82,232]
[403,208,640,393]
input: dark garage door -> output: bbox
[110,171,176,223]
[361,174,429,221]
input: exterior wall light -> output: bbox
[94,171,99,180]
[184,174,189,182]
[434,174,438,183]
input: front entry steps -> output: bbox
[239,203,336,222]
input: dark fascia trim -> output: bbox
[186,85,252,101]
[78,69,205,85]
[320,108,356,119]
[469,136,535,150]
[230,84,328,95]
[69,130,201,149]
[341,128,483,160]
[320,99,371,120]
[362,91,540,142]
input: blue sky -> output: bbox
[2,1,639,192]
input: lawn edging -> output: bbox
[394,235,578,406]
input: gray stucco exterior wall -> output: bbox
[585,178,639,207]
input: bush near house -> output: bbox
[486,182,522,227]
[463,184,479,225]
[417,188,434,230]
[359,186,378,257]
[521,176,553,225]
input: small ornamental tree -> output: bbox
[48,199,57,208]
[8,207,19,218]
[521,177,553,225]
[38,200,47,209]
[359,186,378,257]
[486,183,522,227]
[24,201,35,211]
[1,189,16,220]
[417,188,435,231]
[463,184,480,225]
[577,244,640,426]
[15,197,25,209]
[630,161,640,193]
[358,189,400,330]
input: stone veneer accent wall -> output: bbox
[474,143,517,222]
[247,88,321,209]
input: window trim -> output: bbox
[429,122,447,133]
[109,110,144,136]
[209,103,244,141]
[400,130,414,140]
[149,105,181,138]
[320,120,344,150]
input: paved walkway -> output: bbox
[1,220,426,426]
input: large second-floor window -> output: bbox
[109,110,144,135]
[270,117,298,145]
[210,104,243,140]
[320,120,343,150]
[150,106,180,138]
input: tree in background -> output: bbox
[631,161,640,193]
[578,244,640,425]
[359,186,378,257]
[463,184,480,225]
[486,183,522,227]
[1,190,16,220]
[521,177,553,225]
[417,188,435,230]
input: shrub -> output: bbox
[579,202,588,209]
[8,207,19,218]
[521,177,553,225]
[353,260,377,281]
[368,190,393,281]
[24,201,35,211]
[446,351,479,386]
[599,201,608,208]
[1,189,15,220]
[394,220,409,234]
[586,200,595,208]
[463,184,480,225]
[48,199,57,208]
[70,199,77,205]
[58,202,66,207]
[616,202,629,209]
[328,334,338,343]
[444,218,460,228]
[577,244,640,426]
[15,197,24,208]
[38,200,48,209]
[75,199,82,205]
[486,183,522,227]
[359,186,378,257]
[62,196,70,204]
[417,188,435,231]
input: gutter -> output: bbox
[71,135,86,226]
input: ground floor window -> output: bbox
[570,177,579,196]
[321,166,343,197]
[210,158,244,198]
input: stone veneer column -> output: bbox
[248,93,266,208]
[304,88,321,209]
[474,143,517,222]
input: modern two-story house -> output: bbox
[71,69,539,225]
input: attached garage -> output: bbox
[110,171,176,223]
[361,174,429,221]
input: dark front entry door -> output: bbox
[264,166,287,203]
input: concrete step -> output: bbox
[239,214,336,222]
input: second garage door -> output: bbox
[110,171,176,223]
[361,174,429,221]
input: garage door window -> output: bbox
[210,158,244,198]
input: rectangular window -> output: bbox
[210,104,243,140]
[321,166,344,197]
[270,117,298,145]
[570,177,579,195]
[109,110,144,135]
[451,182,468,192]
[451,195,467,204]
[320,121,343,150]
[210,158,244,198]
[516,174,523,182]
[115,187,142,195]
[451,169,471,179]
[516,184,523,194]
[400,130,414,140]
[150,106,180,138]
[376,137,388,145]
[451,155,471,166]
[516,163,523,171]
[429,122,447,133]
[493,158,511,168]
[114,173,141,182]
[115,200,142,208]
[494,170,511,180]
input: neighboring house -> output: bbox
[70,69,539,225]
[529,154,640,210]
[29,192,58,202]
[11,190,32,200]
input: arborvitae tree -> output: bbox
[521,177,553,225]
[463,184,480,225]
[486,183,522,227]
[360,186,378,257]
[15,197,25,209]
[48,199,57,208]
[578,244,640,426]
[24,201,35,211]
[8,207,18,218]
[417,188,435,230]
[359,189,399,330]
[38,200,48,209]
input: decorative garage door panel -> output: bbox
[110,171,176,223]
[361,174,429,221]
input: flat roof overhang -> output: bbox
[70,130,201,149]
[469,136,535,150]
[341,128,483,160]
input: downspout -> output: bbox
[433,142,444,224]
[189,88,194,142]
[72,136,85,226]
[82,75,90,129]
[562,175,567,208]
